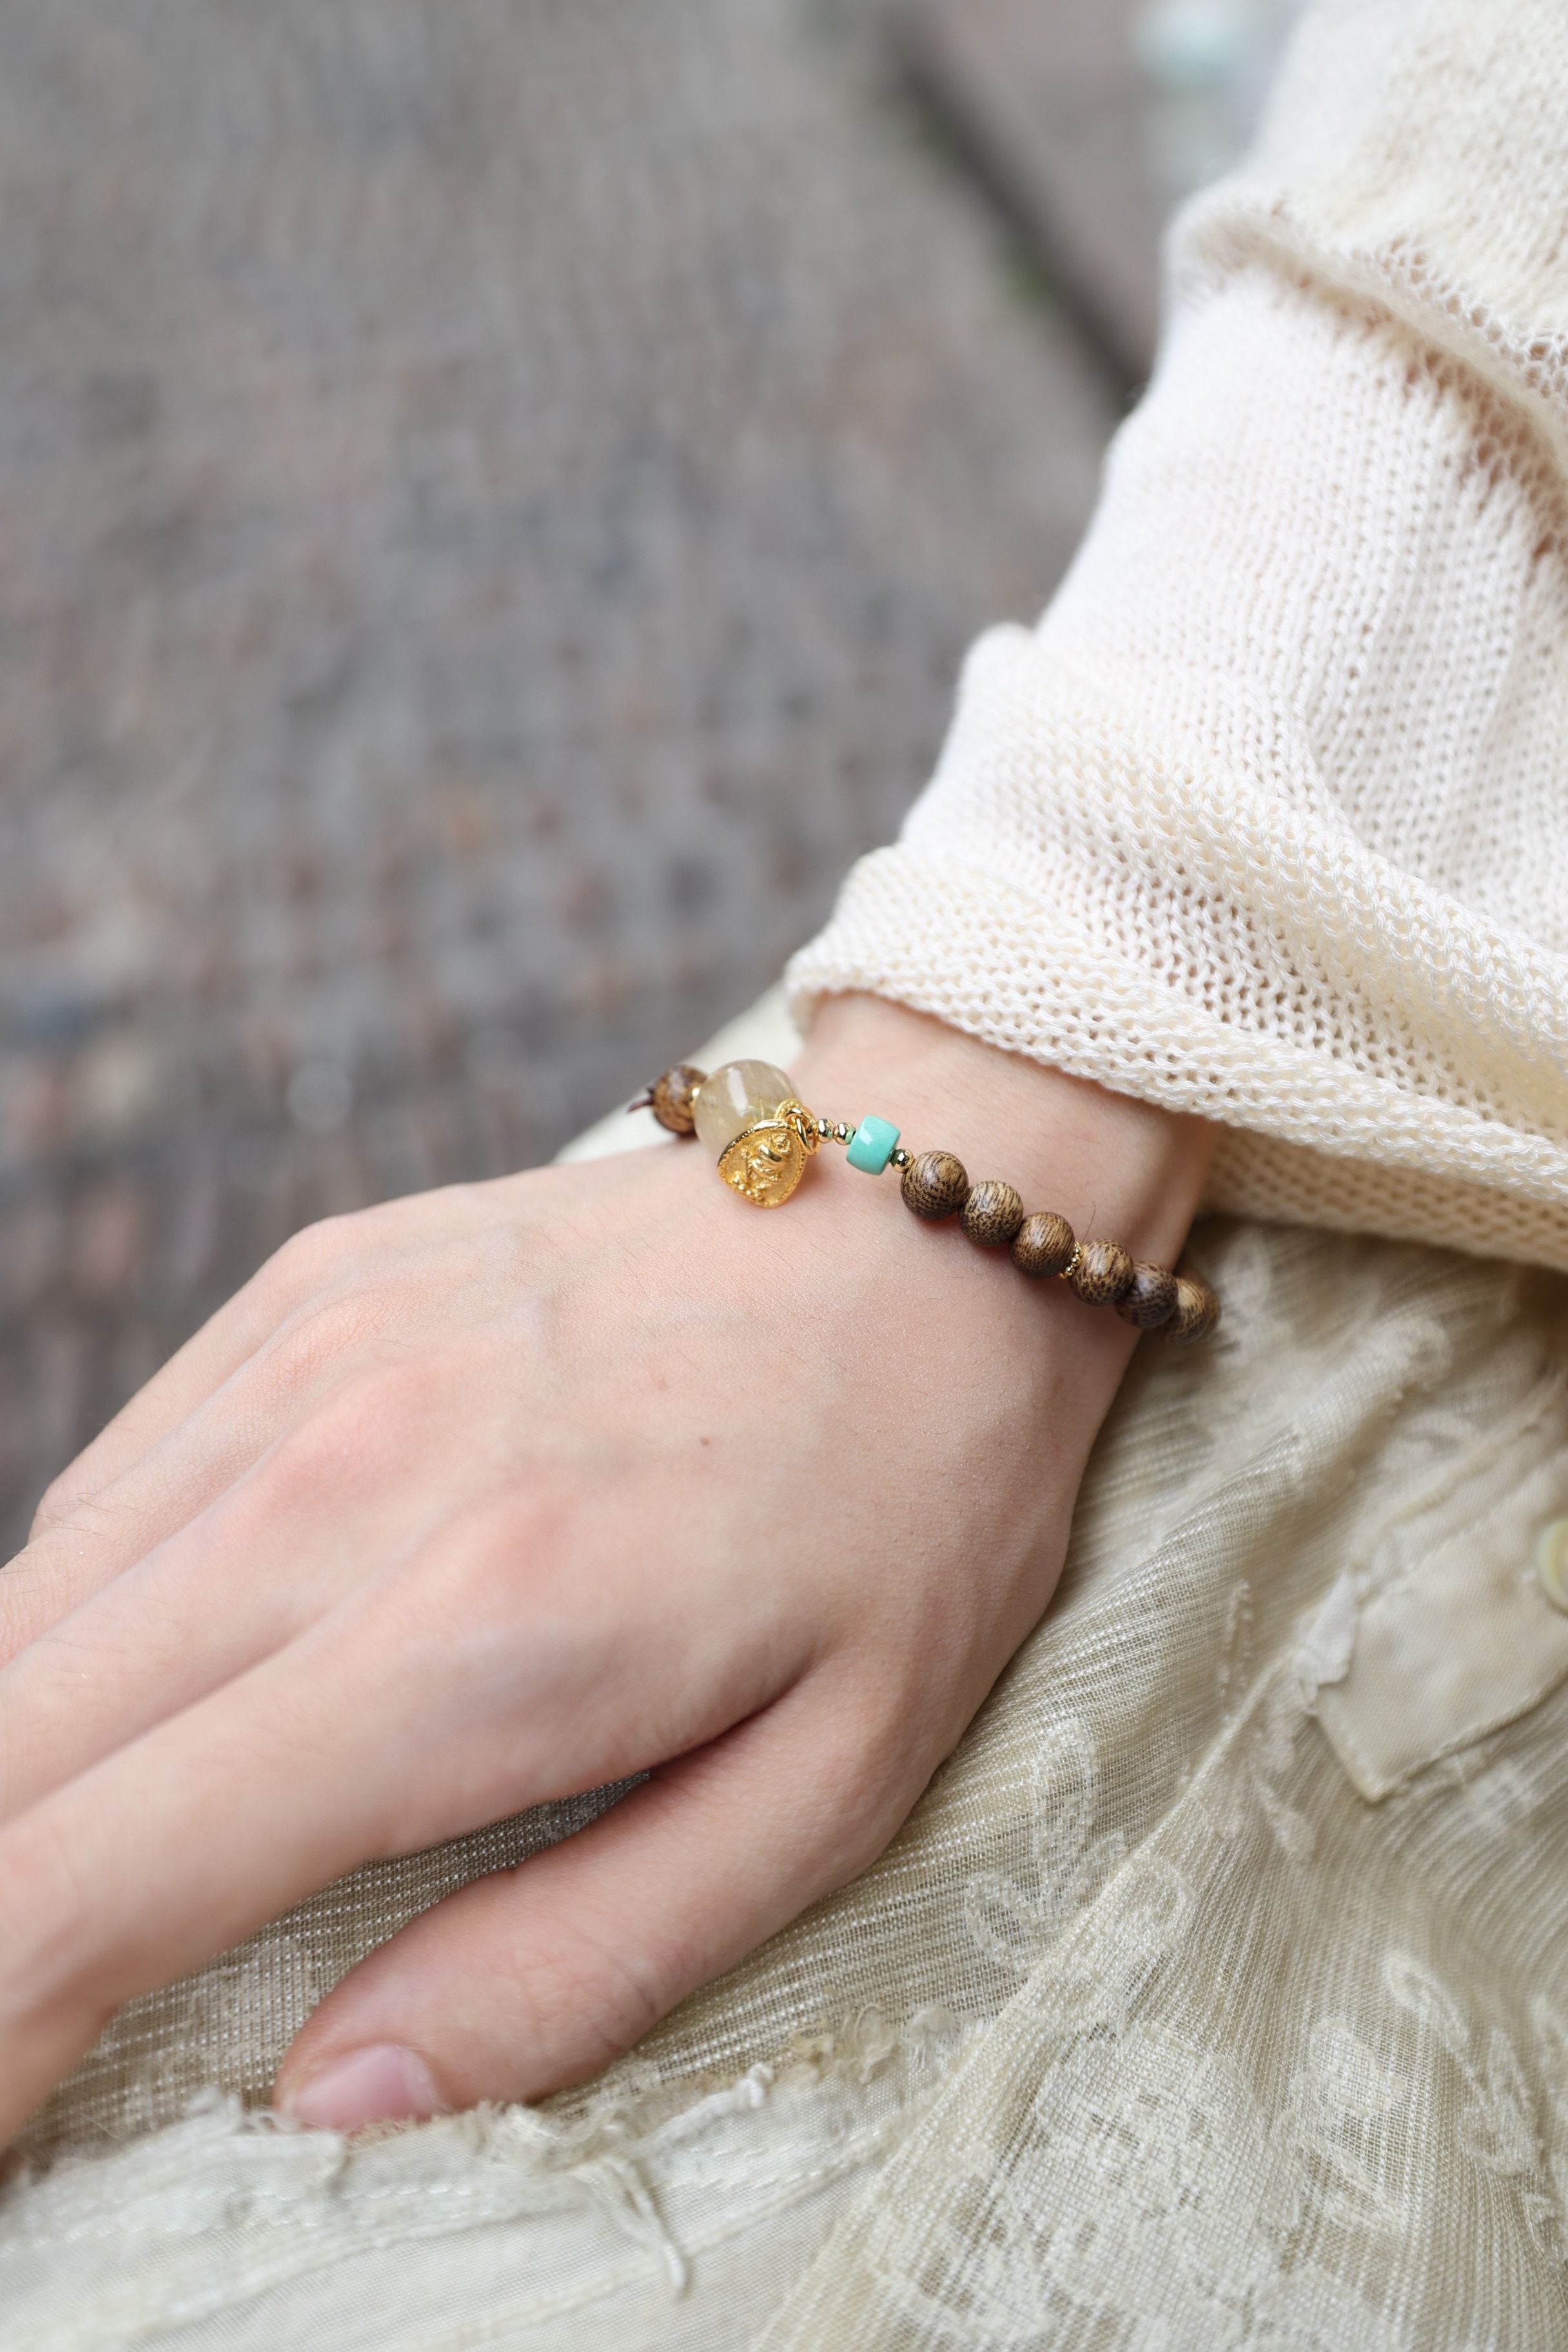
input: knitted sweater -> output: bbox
[788,0,1568,1274]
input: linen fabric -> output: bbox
[789,0,1568,1275]
[7,1,1568,2344]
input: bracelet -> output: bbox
[632,1056,1220,1342]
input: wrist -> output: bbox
[793,992,1213,1271]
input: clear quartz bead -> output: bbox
[692,1059,795,1155]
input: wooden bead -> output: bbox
[1164,1271,1221,1342]
[1069,1238,1136,1306]
[901,1150,969,1220]
[650,1064,705,1135]
[1011,1210,1075,1278]
[1114,1260,1179,1329]
[961,1179,1025,1247]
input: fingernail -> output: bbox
[281,2043,444,2132]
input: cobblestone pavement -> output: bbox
[0,0,1118,1541]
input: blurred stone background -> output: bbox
[0,0,1292,1542]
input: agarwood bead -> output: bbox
[1070,1237,1136,1306]
[1114,1260,1179,1329]
[1165,1271,1221,1342]
[901,1150,969,1220]
[1011,1210,1075,1278]
[650,1063,705,1135]
[961,1179,1025,1248]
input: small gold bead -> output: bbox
[1012,1211,1075,1278]
[835,1122,852,1144]
[817,1115,832,1138]
[890,1146,911,1169]
[901,1150,969,1220]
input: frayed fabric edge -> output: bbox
[1,2002,968,2316]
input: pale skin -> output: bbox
[0,995,1211,2144]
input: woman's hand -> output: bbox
[0,997,1210,2142]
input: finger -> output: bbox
[26,1191,466,1537]
[0,1647,400,2147]
[273,1674,921,2131]
[0,1352,486,1823]
[1,1224,471,1671]
[0,1495,802,2147]
[26,1222,351,1535]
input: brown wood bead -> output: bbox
[1069,1237,1136,1305]
[650,1063,705,1135]
[1011,1210,1075,1277]
[1114,1260,1179,1329]
[961,1179,1025,1247]
[901,1150,969,1220]
[1164,1271,1221,1342]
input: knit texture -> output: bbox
[789,0,1568,1273]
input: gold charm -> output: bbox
[718,1119,808,1206]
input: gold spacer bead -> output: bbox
[890,1146,911,1169]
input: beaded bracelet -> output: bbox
[632,1057,1220,1342]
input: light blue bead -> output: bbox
[845,1112,899,1174]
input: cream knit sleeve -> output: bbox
[786,0,1568,1272]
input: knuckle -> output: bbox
[17,1491,120,1576]
[262,1354,444,1509]
[28,1473,78,1538]
[26,1465,124,1542]
[400,1488,573,1637]
[259,1209,382,1303]
[513,1913,672,2070]
[259,1290,384,1402]
[260,1220,335,1295]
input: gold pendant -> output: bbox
[716,1098,819,1207]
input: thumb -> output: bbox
[272,1684,905,2131]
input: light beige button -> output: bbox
[1537,1520,1568,1613]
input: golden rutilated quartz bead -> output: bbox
[1011,1210,1075,1278]
[692,1059,796,1155]
[1164,1271,1221,1342]
[1069,1238,1136,1306]
[1114,1260,1179,1329]
[961,1179,1026,1247]
[901,1150,970,1220]
[649,1064,706,1134]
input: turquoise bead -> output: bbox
[846,1112,899,1174]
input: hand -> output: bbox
[0,997,1210,2142]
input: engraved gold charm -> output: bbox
[718,1118,808,1206]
